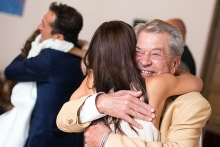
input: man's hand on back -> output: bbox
[95,90,155,129]
[84,122,111,147]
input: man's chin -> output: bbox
[140,73,155,79]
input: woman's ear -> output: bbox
[171,56,181,74]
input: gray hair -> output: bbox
[134,19,184,58]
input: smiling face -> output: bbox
[135,31,180,78]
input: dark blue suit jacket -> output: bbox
[5,49,85,147]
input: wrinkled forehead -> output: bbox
[136,31,171,54]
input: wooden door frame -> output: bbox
[201,0,220,97]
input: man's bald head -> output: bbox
[167,18,186,43]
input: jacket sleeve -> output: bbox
[56,95,91,132]
[5,50,52,82]
[107,92,211,147]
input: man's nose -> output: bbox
[139,54,152,66]
[38,23,42,30]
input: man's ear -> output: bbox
[54,34,64,40]
[171,56,181,74]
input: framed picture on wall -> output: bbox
[133,19,147,27]
[0,0,25,16]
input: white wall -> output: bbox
[0,0,216,76]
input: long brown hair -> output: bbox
[21,29,40,58]
[84,21,147,135]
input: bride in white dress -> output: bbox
[0,31,75,147]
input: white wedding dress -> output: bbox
[0,34,74,147]
[110,119,160,142]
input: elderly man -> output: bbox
[56,19,211,147]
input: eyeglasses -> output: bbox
[136,49,168,60]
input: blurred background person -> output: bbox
[3,2,85,147]
[167,18,196,75]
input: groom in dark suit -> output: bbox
[5,2,85,147]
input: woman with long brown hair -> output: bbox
[57,20,202,141]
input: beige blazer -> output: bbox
[56,92,211,147]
